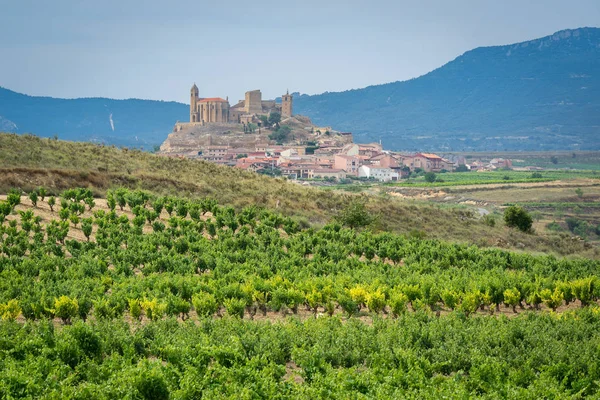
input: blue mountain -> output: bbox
[293,27,600,151]
[1,28,598,151]
[0,87,188,148]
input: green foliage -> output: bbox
[389,292,409,317]
[0,299,21,321]
[540,288,564,311]
[7,188,21,208]
[459,292,480,316]
[441,290,460,310]
[575,188,584,198]
[335,198,375,229]
[129,299,142,321]
[424,172,437,183]
[135,365,170,400]
[54,295,79,324]
[268,125,292,143]
[504,205,533,232]
[482,214,496,227]
[192,292,218,318]
[47,196,56,211]
[1,187,600,397]
[366,289,386,314]
[268,111,281,126]
[28,190,38,207]
[503,288,521,312]
[224,298,246,318]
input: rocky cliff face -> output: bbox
[159,116,352,156]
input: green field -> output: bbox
[396,170,598,187]
[1,188,600,398]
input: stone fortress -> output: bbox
[161,83,352,157]
[188,84,293,125]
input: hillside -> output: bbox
[0,132,595,257]
[294,27,600,151]
[160,115,352,156]
[0,87,188,148]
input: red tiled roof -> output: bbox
[199,97,228,103]
[417,153,442,160]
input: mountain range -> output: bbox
[0,89,187,148]
[1,27,599,151]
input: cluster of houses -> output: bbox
[195,142,473,182]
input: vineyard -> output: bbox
[1,187,600,398]
[393,170,599,187]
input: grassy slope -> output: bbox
[0,132,595,257]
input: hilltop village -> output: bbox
[159,84,512,182]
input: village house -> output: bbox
[367,153,399,168]
[358,165,399,182]
[308,168,347,180]
[199,145,230,164]
[334,154,361,176]
[489,158,513,169]
[359,143,383,158]
[402,153,452,172]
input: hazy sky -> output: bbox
[1,0,599,103]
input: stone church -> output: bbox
[189,84,293,124]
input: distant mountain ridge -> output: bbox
[293,27,600,151]
[0,87,188,147]
[1,27,599,150]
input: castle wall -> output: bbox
[245,90,262,114]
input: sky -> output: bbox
[1,0,599,104]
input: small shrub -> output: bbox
[54,296,79,324]
[224,298,245,318]
[389,292,409,317]
[192,292,218,317]
[424,172,437,183]
[504,206,533,233]
[0,299,21,321]
[366,290,386,314]
[482,214,496,227]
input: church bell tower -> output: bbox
[190,84,199,123]
[282,90,293,118]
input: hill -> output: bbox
[293,27,600,151]
[0,87,188,148]
[0,132,596,258]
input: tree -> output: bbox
[335,198,375,229]
[247,123,258,133]
[550,156,559,164]
[504,205,533,233]
[38,187,47,201]
[575,188,584,198]
[424,172,436,183]
[259,115,269,127]
[268,111,281,126]
[269,125,291,143]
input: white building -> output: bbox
[358,165,399,182]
